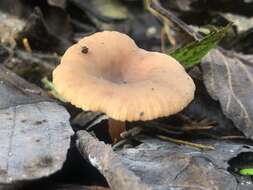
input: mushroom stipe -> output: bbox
[53,31,196,142]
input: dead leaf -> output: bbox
[0,65,74,183]
[119,137,253,190]
[201,48,253,139]
[77,129,253,190]
[76,130,253,190]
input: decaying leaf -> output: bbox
[119,137,253,190]
[182,80,242,137]
[201,48,253,139]
[170,24,231,68]
[0,65,74,183]
[77,130,253,190]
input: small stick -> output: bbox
[208,135,246,140]
[148,0,203,41]
[120,127,143,139]
[160,27,166,52]
[145,121,214,132]
[146,0,177,47]
[163,18,176,46]
[112,127,142,149]
[157,135,215,150]
[219,135,246,140]
[159,124,213,132]
[112,139,129,150]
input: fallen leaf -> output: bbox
[0,65,74,183]
[182,80,242,137]
[77,130,253,190]
[119,137,253,190]
[201,48,253,139]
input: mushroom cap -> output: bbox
[53,31,195,121]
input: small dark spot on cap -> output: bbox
[21,119,27,123]
[140,112,144,116]
[151,88,154,91]
[35,139,40,142]
[81,46,89,54]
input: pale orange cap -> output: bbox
[53,31,195,121]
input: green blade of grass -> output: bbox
[239,168,253,176]
[170,23,232,68]
[41,77,66,102]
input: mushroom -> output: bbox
[53,31,195,142]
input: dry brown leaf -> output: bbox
[202,48,253,138]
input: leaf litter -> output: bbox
[1,0,253,189]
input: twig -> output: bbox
[157,135,215,150]
[15,49,57,71]
[112,139,129,150]
[112,127,143,149]
[146,0,177,48]
[145,121,214,132]
[76,130,152,190]
[159,124,214,132]
[219,135,246,140]
[148,0,203,41]
[204,134,246,140]
[120,127,143,139]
